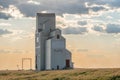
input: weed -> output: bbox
[110,75,120,80]
[0,72,10,76]
[53,77,70,80]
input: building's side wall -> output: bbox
[35,33,41,70]
[45,39,51,70]
[40,34,45,70]
[65,50,73,68]
[35,32,45,71]
[51,39,66,69]
[36,13,55,36]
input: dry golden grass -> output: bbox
[0,68,120,80]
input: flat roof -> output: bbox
[37,13,55,17]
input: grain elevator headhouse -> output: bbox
[35,13,73,71]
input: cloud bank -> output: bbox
[1,0,120,19]
[0,0,120,35]
[0,29,12,36]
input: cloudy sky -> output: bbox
[0,0,120,70]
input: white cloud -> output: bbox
[1,5,24,19]
[2,29,23,38]
[0,29,12,36]
[0,23,11,26]
[62,27,88,34]
[56,15,68,28]
[0,5,3,10]
[106,16,113,19]
[27,0,40,5]
[41,11,48,13]
[2,28,34,41]
[85,2,111,9]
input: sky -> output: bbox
[0,0,120,70]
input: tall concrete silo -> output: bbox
[35,13,55,71]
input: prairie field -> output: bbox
[0,68,120,80]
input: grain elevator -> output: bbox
[35,13,73,71]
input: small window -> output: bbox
[57,35,60,39]
[38,29,42,32]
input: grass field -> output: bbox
[0,68,120,80]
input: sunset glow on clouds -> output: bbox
[0,0,120,70]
